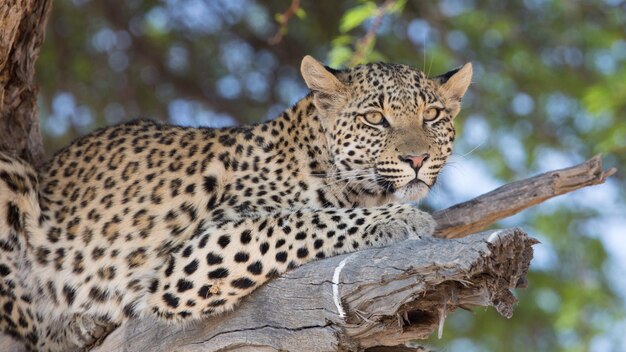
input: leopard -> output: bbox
[0,55,472,351]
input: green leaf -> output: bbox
[351,38,378,66]
[389,0,407,14]
[582,86,612,115]
[331,34,353,46]
[295,8,306,19]
[339,2,377,33]
[597,124,626,153]
[366,49,387,63]
[328,45,353,67]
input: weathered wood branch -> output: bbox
[433,155,617,238]
[90,228,535,352]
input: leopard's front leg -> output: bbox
[144,203,435,321]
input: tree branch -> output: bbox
[350,0,395,66]
[268,0,301,45]
[89,228,535,352]
[433,154,617,239]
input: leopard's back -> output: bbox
[32,120,222,320]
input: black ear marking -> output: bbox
[324,65,343,76]
[435,67,461,84]
[433,63,472,109]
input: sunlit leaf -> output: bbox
[295,8,306,19]
[328,45,353,67]
[331,34,352,46]
[367,49,387,63]
[389,0,407,13]
[339,2,377,33]
[583,86,612,115]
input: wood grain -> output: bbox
[88,228,535,351]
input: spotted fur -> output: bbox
[0,56,471,351]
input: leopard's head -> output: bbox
[301,56,472,203]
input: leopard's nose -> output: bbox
[401,153,430,170]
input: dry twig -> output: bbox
[269,0,301,45]
[434,155,617,238]
[350,0,396,66]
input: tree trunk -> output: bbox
[0,0,51,167]
[0,2,49,351]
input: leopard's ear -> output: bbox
[300,55,346,95]
[435,63,472,117]
[301,56,347,112]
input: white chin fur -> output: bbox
[393,182,429,202]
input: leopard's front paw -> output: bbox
[66,314,118,348]
[398,205,435,240]
[370,204,436,242]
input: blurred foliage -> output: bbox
[36,0,626,351]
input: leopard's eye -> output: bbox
[361,112,388,127]
[423,107,441,121]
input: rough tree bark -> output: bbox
[89,228,535,352]
[0,0,51,168]
[0,2,617,352]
